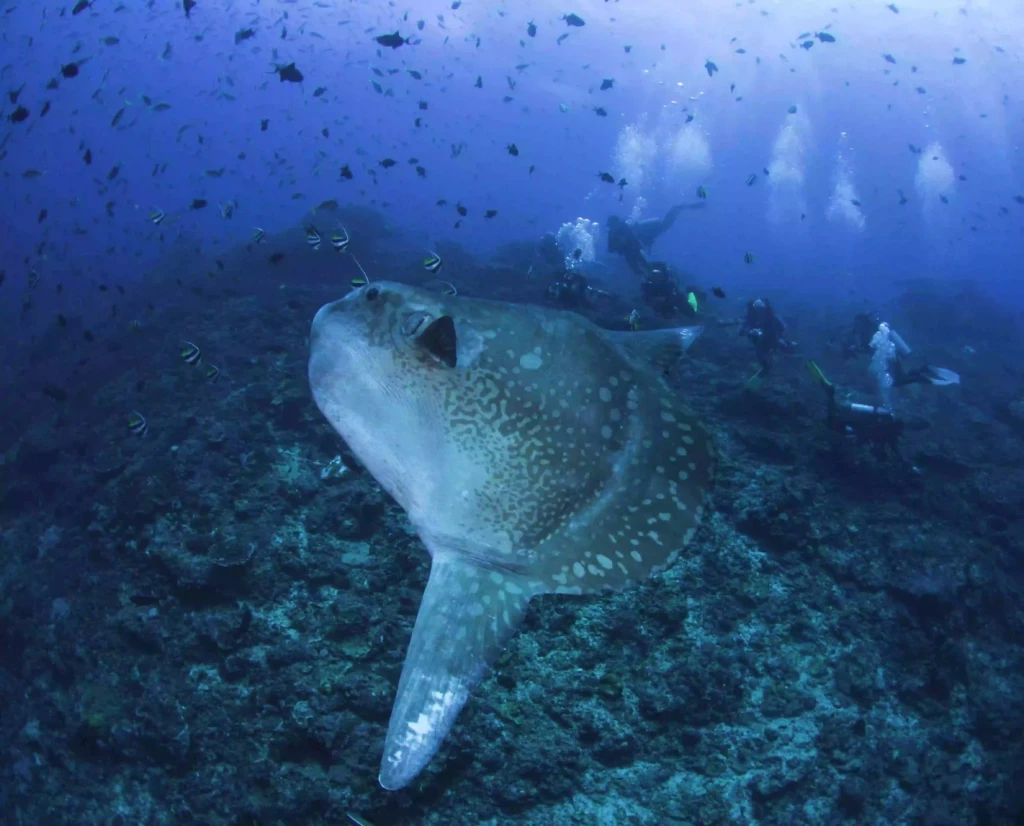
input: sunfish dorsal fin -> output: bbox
[380,552,539,790]
[609,325,703,373]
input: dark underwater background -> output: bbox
[2,1,1024,824]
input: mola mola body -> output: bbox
[308,281,715,790]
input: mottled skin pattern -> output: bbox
[308,282,715,790]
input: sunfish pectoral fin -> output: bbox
[609,326,704,374]
[379,553,536,790]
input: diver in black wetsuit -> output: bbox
[807,360,924,460]
[739,299,798,374]
[546,268,612,310]
[537,232,565,273]
[606,202,704,277]
[841,312,960,387]
[640,261,685,318]
[546,269,590,308]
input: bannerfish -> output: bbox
[308,283,716,790]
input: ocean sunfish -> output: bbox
[308,282,716,790]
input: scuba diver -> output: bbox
[739,298,798,377]
[806,360,927,462]
[638,261,707,321]
[640,261,686,318]
[841,312,959,388]
[545,268,611,310]
[606,202,704,277]
[536,232,565,273]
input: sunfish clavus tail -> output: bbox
[308,282,715,790]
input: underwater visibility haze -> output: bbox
[2,0,1024,824]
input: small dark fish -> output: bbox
[617,178,626,188]
[190,198,208,210]
[183,0,197,18]
[704,60,718,77]
[712,287,725,298]
[850,199,861,207]
[40,101,51,117]
[908,143,921,154]
[685,113,694,123]
[38,209,47,223]
[562,13,585,27]
[744,251,754,264]
[507,143,519,156]
[939,194,949,204]
[598,172,615,183]
[416,166,426,177]
[313,86,327,97]
[375,31,408,49]
[484,209,497,219]
[800,40,814,50]
[474,76,482,88]
[73,0,92,14]
[883,53,896,64]
[408,69,423,80]
[527,21,537,37]
[379,158,396,168]
[816,31,835,43]
[594,106,607,116]
[9,105,29,123]
[340,164,353,180]
[952,56,966,65]
[557,33,569,45]
[897,189,908,205]
[745,174,756,186]
[696,185,707,199]
[235,28,255,44]
[787,105,798,114]
[456,203,467,217]
[269,252,285,264]
[206,168,225,178]
[22,169,44,179]
[107,163,120,181]
[958,174,967,181]
[600,78,614,90]
[111,107,125,128]
[275,63,304,83]
[887,3,899,12]
[260,118,269,132]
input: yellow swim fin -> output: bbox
[805,360,832,389]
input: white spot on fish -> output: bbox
[599,387,612,403]
[596,554,613,569]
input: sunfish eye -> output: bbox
[366,287,380,301]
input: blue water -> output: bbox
[3,0,1021,341]
[2,1,1024,824]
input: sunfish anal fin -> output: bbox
[379,552,537,790]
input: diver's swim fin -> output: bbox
[922,365,960,386]
[806,360,832,388]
